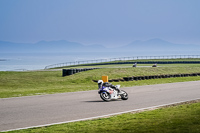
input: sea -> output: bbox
[0,51,199,71]
[0,52,137,71]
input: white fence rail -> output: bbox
[44,55,200,69]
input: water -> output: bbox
[0,52,139,71]
[0,51,199,71]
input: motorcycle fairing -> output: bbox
[98,86,107,93]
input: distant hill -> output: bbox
[0,40,106,53]
[0,39,200,53]
[117,38,200,52]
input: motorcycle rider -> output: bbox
[98,80,120,93]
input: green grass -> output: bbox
[2,61,200,132]
[1,65,200,98]
[116,58,200,62]
[61,63,200,69]
[55,58,200,69]
[8,101,200,133]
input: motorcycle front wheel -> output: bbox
[120,90,128,100]
[100,92,111,102]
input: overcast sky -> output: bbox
[0,0,200,47]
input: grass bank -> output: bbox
[1,65,200,98]
[8,100,200,133]
[58,58,200,69]
[60,63,200,69]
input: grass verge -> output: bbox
[7,100,200,133]
[57,58,200,69]
[1,66,200,98]
[60,63,200,69]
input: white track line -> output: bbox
[2,98,200,132]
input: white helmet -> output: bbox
[98,80,104,84]
[98,80,104,88]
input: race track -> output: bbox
[0,81,200,132]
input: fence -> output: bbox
[62,68,99,77]
[44,55,200,69]
[92,73,200,82]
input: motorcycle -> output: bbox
[98,84,128,102]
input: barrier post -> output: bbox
[102,76,108,82]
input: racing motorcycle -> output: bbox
[98,80,128,102]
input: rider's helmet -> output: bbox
[98,80,103,89]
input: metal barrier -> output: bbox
[92,73,200,82]
[62,68,99,77]
[45,55,200,69]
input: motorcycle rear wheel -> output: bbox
[120,90,128,100]
[100,92,111,102]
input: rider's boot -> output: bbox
[116,88,121,94]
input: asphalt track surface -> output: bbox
[0,81,200,132]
